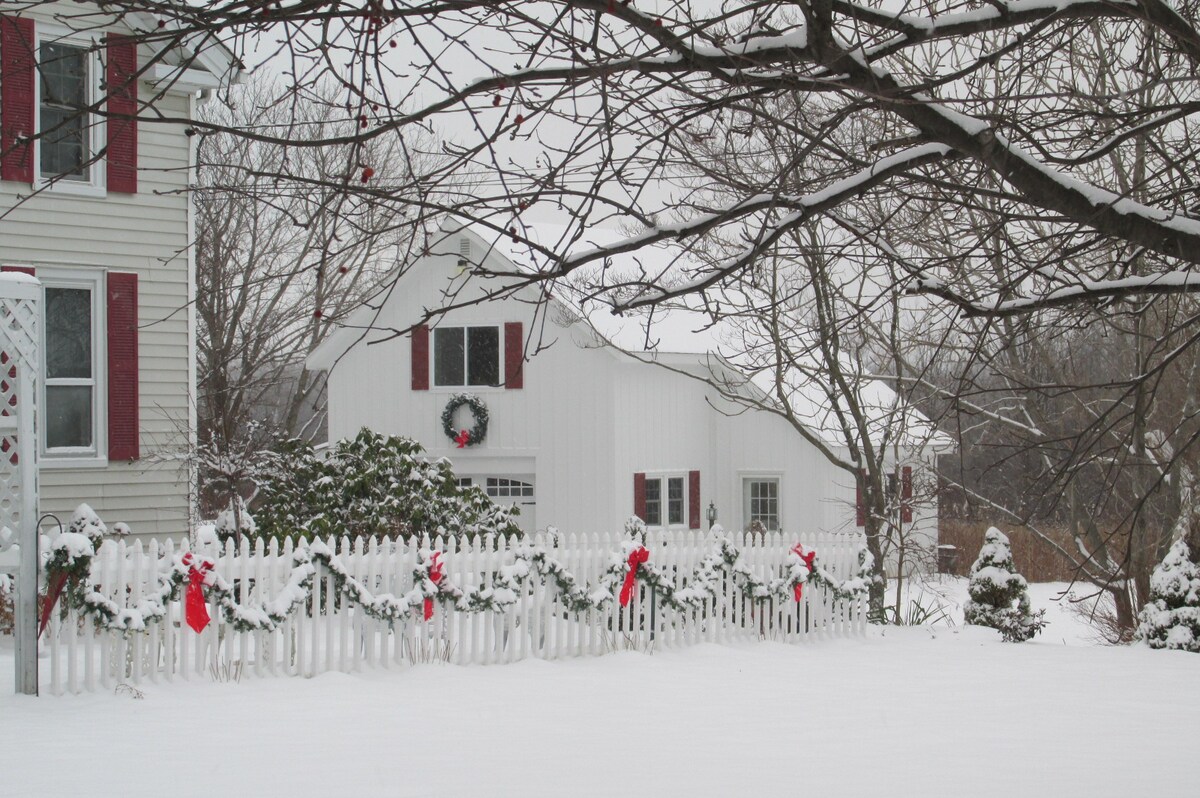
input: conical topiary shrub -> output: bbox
[1136,539,1200,652]
[963,527,1046,642]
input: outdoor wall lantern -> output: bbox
[706,501,718,529]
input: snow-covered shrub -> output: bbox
[253,428,522,541]
[1136,539,1200,653]
[214,496,257,542]
[963,527,1046,642]
[67,503,107,542]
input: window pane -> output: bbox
[434,327,464,386]
[668,477,684,525]
[746,479,780,531]
[46,287,91,379]
[467,326,499,386]
[644,478,661,526]
[40,43,88,179]
[46,385,93,448]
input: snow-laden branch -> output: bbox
[553,143,951,307]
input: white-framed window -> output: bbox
[644,474,687,527]
[34,25,105,194]
[433,325,500,387]
[40,270,106,461]
[743,477,780,531]
[485,477,534,500]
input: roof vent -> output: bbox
[458,237,471,267]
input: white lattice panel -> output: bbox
[0,277,38,552]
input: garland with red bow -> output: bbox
[619,546,649,607]
[791,544,817,602]
[42,532,872,637]
[182,552,215,633]
[424,551,445,620]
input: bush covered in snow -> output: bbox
[253,428,522,541]
[214,496,257,542]
[964,527,1047,642]
[1136,540,1200,653]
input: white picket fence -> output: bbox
[40,528,866,695]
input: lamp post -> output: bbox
[706,501,717,530]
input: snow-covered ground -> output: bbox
[1,579,1195,797]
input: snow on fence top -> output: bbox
[38,526,868,694]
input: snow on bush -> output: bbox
[253,428,522,541]
[214,496,257,542]
[964,527,1046,643]
[1136,539,1200,653]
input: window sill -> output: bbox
[41,456,110,470]
[35,178,106,199]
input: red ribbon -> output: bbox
[454,429,471,448]
[423,551,444,621]
[791,543,816,602]
[38,571,70,638]
[619,546,649,607]
[182,552,214,634]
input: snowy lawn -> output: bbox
[1,580,1195,798]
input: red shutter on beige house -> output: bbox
[105,33,137,193]
[688,470,700,529]
[901,466,913,524]
[504,321,523,389]
[633,472,646,522]
[856,469,866,527]
[411,324,429,390]
[107,272,138,461]
[0,15,36,184]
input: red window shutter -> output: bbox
[504,321,523,389]
[105,33,138,193]
[633,472,646,522]
[107,272,139,461]
[688,470,701,529]
[856,469,866,527]
[901,466,913,524]
[0,15,36,184]
[411,324,429,390]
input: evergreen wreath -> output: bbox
[441,393,488,447]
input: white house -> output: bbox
[0,5,241,536]
[309,220,951,564]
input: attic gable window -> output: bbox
[433,326,500,387]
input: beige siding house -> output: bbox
[0,4,240,536]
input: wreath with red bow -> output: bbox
[441,393,488,448]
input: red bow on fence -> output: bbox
[423,551,445,621]
[791,543,816,602]
[38,571,70,637]
[454,429,470,448]
[182,552,215,633]
[619,546,649,607]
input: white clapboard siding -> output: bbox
[41,530,866,695]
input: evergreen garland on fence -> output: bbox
[43,532,872,637]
